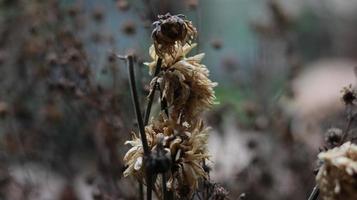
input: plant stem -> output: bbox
[139,181,144,200]
[125,55,150,155]
[340,113,354,145]
[158,87,169,118]
[121,54,154,200]
[307,185,319,200]
[144,58,163,125]
[162,173,168,200]
[146,168,153,200]
[142,58,162,200]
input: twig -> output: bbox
[307,185,319,200]
[339,113,354,145]
[144,58,163,125]
[120,54,150,155]
[119,54,156,200]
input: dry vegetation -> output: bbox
[0,0,356,200]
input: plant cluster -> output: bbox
[121,13,225,200]
[308,82,357,200]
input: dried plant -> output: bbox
[316,142,357,200]
[121,13,224,200]
[151,13,197,58]
[308,80,357,200]
[145,43,217,122]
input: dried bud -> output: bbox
[325,128,343,148]
[341,85,356,105]
[212,185,229,200]
[152,13,197,57]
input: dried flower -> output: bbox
[316,142,357,200]
[325,128,343,148]
[145,43,217,121]
[123,116,210,198]
[167,119,210,198]
[123,13,222,200]
[341,85,356,105]
[152,13,197,58]
[211,184,229,200]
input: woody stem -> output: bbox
[125,55,150,155]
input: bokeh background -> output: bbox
[1,0,357,199]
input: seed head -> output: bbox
[325,128,343,148]
[341,85,356,105]
[151,13,197,58]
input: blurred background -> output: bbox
[1,0,357,199]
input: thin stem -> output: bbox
[144,58,163,125]
[162,173,168,200]
[121,54,154,200]
[147,168,153,200]
[307,185,319,200]
[340,113,354,145]
[139,181,144,200]
[143,58,162,200]
[124,55,150,155]
[158,86,169,118]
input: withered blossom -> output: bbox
[325,128,343,148]
[123,13,222,199]
[152,13,197,58]
[341,85,356,105]
[123,116,210,198]
[145,43,217,121]
[316,142,357,200]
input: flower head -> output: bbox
[123,116,210,198]
[152,13,197,58]
[316,142,357,200]
[341,85,356,105]
[166,119,210,198]
[145,43,217,122]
